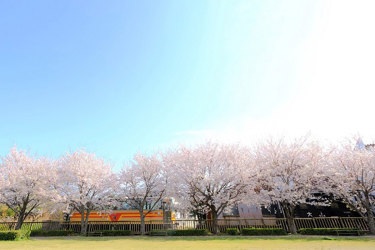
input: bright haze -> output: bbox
[1,0,374,169]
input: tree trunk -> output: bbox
[282,203,297,234]
[363,196,375,235]
[14,212,25,230]
[85,210,90,235]
[360,194,375,235]
[366,210,375,235]
[210,208,219,234]
[80,209,90,235]
[80,211,85,235]
[14,204,27,230]
[140,209,146,235]
[14,198,30,230]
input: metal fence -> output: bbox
[293,217,369,231]
[0,221,45,231]
[0,217,370,234]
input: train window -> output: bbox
[121,203,132,210]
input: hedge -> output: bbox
[226,228,240,235]
[149,229,209,236]
[0,230,30,241]
[30,230,74,237]
[298,228,364,235]
[241,228,287,236]
[172,229,209,236]
[100,230,132,236]
[149,230,172,236]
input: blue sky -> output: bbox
[1,0,375,169]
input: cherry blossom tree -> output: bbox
[56,150,115,235]
[323,141,375,234]
[254,137,325,234]
[119,153,168,235]
[0,147,57,230]
[164,142,254,234]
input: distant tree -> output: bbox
[323,141,375,234]
[56,150,115,235]
[254,137,325,234]
[164,142,253,234]
[119,153,168,235]
[0,204,15,221]
[0,148,57,229]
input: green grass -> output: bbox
[1,236,375,250]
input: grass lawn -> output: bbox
[1,236,375,250]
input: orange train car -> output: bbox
[69,209,175,222]
[68,198,175,223]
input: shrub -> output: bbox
[149,229,209,236]
[0,230,29,241]
[241,228,287,236]
[298,228,363,236]
[0,231,18,241]
[100,230,132,236]
[226,228,240,235]
[174,229,209,236]
[20,230,31,239]
[149,230,173,236]
[30,230,74,237]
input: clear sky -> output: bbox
[1,0,375,169]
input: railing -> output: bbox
[0,221,50,231]
[173,218,290,233]
[293,217,369,231]
[0,217,370,234]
